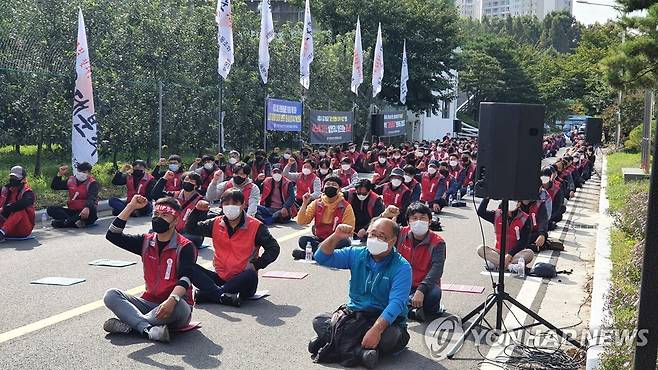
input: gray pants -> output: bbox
[476,245,535,270]
[103,288,192,333]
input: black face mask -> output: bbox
[233,176,246,185]
[256,156,264,162]
[151,217,171,233]
[9,178,22,187]
[182,182,196,192]
[439,169,449,177]
[133,169,144,178]
[324,186,338,198]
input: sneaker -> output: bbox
[147,325,170,343]
[408,308,426,322]
[0,231,5,243]
[308,336,325,354]
[292,249,306,260]
[360,349,379,369]
[51,220,67,228]
[484,261,498,272]
[218,292,241,307]
[75,219,86,228]
[103,318,132,334]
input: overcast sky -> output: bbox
[572,0,621,25]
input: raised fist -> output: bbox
[129,195,148,209]
[158,158,167,166]
[121,164,132,174]
[334,224,354,239]
[195,200,210,212]
[194,158,202,164]
[164,170,175,181]
[58,165,69,177]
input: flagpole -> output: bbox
[218,77,224,153]
[158,80,163,160]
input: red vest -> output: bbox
[494,209,529,252]
[225,181,253,211]
[141,233,196,305]
[420,173,441,202]
[0,184,36,225]
[211,215,261,281]
[337,168,356,188]
[373,163,389,178]
[260,177,298,217]
[126,173,153,202]
[527,201,542,232]
[165,172,184,192]
[250,162,267,179]
[382,182,410,208]
[66,176,97,211]
[347,189,379,218]
[313,198,349,240]
[546,180,560,203]
[174,191,202,232]
[198,168,215,192]
[224,163,235,178]
[398,227,445,289]
[294,172,318,200]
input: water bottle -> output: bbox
[41,213,48,229]
[466,185,472,196]
[517,257,526,278]
[305,242,313,262]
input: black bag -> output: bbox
[528,262,573,278]
[314,306,379,367]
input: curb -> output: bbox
[586,155,613,370]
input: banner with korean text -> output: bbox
[309,110,354,144]
[265,98,303,132]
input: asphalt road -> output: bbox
[0,153,590,370]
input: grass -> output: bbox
[600,151,651,369]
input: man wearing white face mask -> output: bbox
[48,162,99,228]
[375,168,411,225]
[185,189,280,307]
[335,158,359,192]
[309,218,412,368]
[256,165,297,225]
[398,202,446,322]
[283,158,321,206]
[345,179,386,240]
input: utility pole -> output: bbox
[641,89,652,173]
[158,80,163,160]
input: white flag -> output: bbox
[299,0,314,89]
[216,0,234,79]
[372,23,384,98]
[400,40,409,105]
[72,8,98,168]
[351,17,364,95]
[259,0,275,84]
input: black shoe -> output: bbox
[194,289,213,305]
[218,292,241,307]
[308,336,325,354]
[292,249,306,260]
[0,231,5,243]
[408,308,426,322]
[51,219,67,228]
[360,349,379,369]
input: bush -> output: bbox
[624,123,656,153]
[614,188,650,240]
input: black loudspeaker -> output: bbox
[371,114,385,136]
[585,117,603,145]
[453,119,462,133]
[475,102,545,200]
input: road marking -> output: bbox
[0,227,310,345]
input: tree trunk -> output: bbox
[14,144,20,155]
[34,130,44,177]
[112,149,119,170]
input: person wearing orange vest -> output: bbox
[420,160,441,206]
[0,166,35,242]
[152,155,184,192]
[256,165,297,225]
[375,168,411,225]
[103,195,197,342]
[207,162,260,217]
[397,203,446,322]
[283,157,321,206]
[402,165,421,203]
[189,155,224,196]
[519,198,551,252]
[345,179,385,241]
[151,171,206,249]
[294,175,356,260]
[370,151,391,186]
[476,198,535,272]
[47,162,99,228]
[109,160,155,217]
[185,189,280,307]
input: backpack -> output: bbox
[528,262,573,278]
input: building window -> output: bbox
[441,100,450,119]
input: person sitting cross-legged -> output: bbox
[103,195,197,343]
[256,164,297,225]
[185,189,280,307]
[47,162,99,228]
[308,218,412,369]
[294,175,355,260]
[109,160,155,217]
[397,202,446,322]
[0,166,35,242]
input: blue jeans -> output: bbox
[256,205,291,225]
[410,284,442,314]
[109,197,152,217]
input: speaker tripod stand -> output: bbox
[446,199,584,358]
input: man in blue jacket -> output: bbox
[310,218,412,368]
